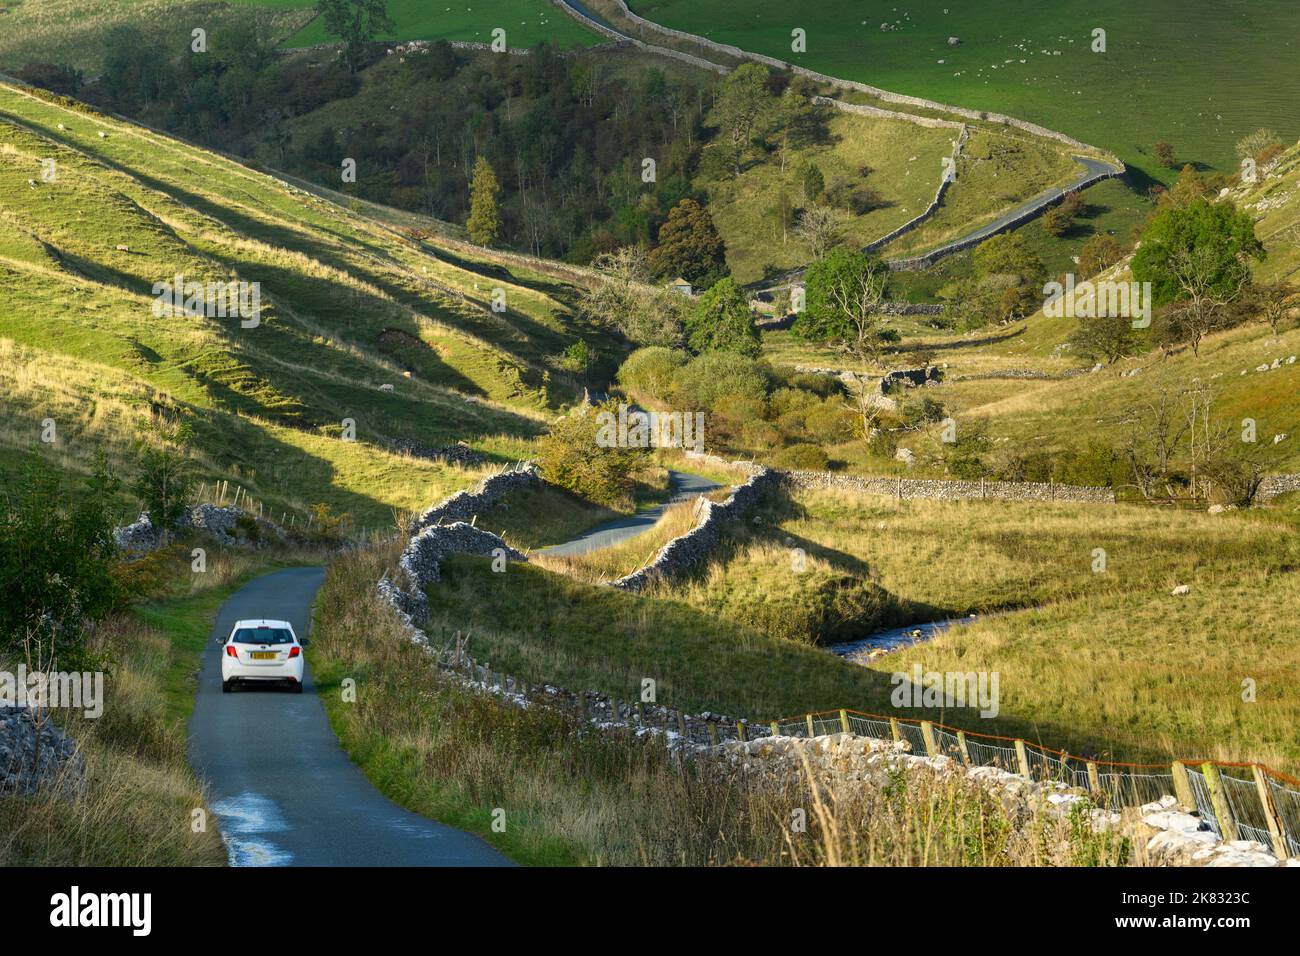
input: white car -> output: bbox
[221,619,305,693]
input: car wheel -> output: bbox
[291,681,304,694]
[222,680,233,694]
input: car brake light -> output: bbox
[225,645,238,658]
[288,646,300,658]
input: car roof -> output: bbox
[231,619,296,632]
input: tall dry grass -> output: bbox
[0,612,226,866]
[307,544,1129,866]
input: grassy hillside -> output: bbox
[0,0,314,72]
[0,79,616,528]
[631,0,1300,182]
[704,109,955,282]
[0,1,598,73]
[235,0,600,49]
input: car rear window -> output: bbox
[232,627,294,645]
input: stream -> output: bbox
[828,614,984,665]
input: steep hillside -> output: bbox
[0,80,617,528]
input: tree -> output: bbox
[1068,314,1137,364]
[941,233,1047,329]
[316,0,394,74]
[714,63,771,177]
[1153,140,1177,169]
[794,203,846,260]
[801,161,825,203]
[1131,198,1264,355]
[1235,128,1282,161]
[1248,281,1298,336]
[684,278,760,357]
[1078,233,1125,278]
[133,423,196,530]
[794,248,895,438]
[1158,164,1211,210]
[1041,207,1069,238]
[582,248,684,347]
[466,154,501,246]
[647,199,727,286]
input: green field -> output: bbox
[631,0,1300,182]
[231,0,600,49]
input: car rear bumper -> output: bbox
[222,660,304,682]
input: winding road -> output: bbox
[539,470,720,556]
[188,567,510,867]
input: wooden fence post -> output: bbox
[676,710,687,738]
[1201,763,1238,841]
[1087,761,1101,797]
[920,721,937,758]
[889,718,901,743]
[707,722,719,746]
[1172,761,1195,811]
[1252,765,1290,860]
[805,713,815,738]
[956,731,971,766]
[770,721,780,737]
[1015,740,1032,779]
[737,721,748,742]
[635,700,645,724]
[838,709,850,733]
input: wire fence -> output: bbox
[441,648,1298,862]
[760,708,1299,861]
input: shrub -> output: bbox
[901,396,947,428]
[804,402,857,444]
[617,346,688,402]
[774,443,830,470]
[0,458,121,658]
[306,503,352,544]
[536,404,647,507]
[672,352,771,412]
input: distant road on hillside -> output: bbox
[540,470,720,556]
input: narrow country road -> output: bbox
[188,566,511,867]
[907,155,1121,263]
[539,470,721,556]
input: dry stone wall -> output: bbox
[1258,474,1300,502]
[602,0,1120,161]
[785,470,1116,504]
[408,463,539,535]
[609,466,780,591]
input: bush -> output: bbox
[617,346,687,402]
[786,373,846,399]
[536,404,647,507]
[306,503,352,544]
[672,352,771,412]
[774,443,830,471]
[0,459,121,658]
[901,396,947,428]
[804,402,857,444]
